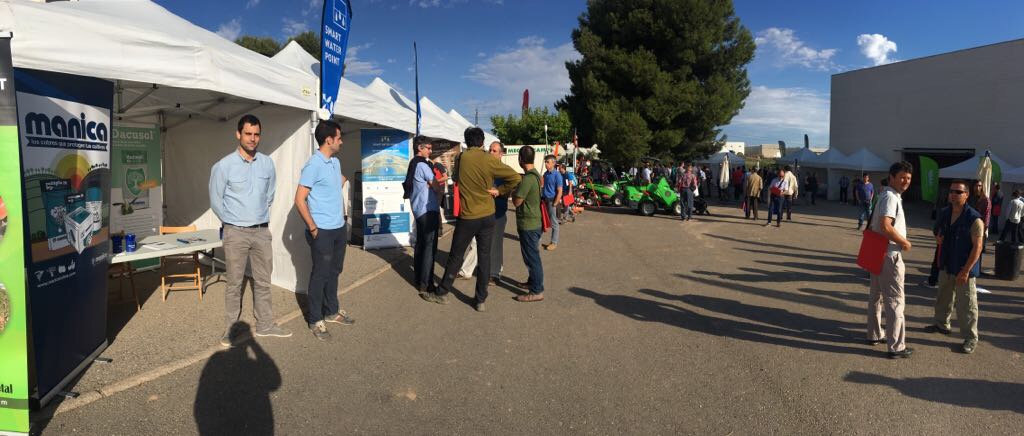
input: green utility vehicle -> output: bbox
[619,157,682,216]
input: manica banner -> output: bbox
[0,35,30,436]
[15,68,112,404]
[919,156,939,203]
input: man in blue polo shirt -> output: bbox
[210,114,291,347]
[542,155,563,250]
[294,120,354,342]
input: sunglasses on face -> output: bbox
[949,189,967,195]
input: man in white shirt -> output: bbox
[763,168,788,227]
[866,161,914,359]
[782,165,799,221]
[1000,190,1024,243]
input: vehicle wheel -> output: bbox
[584,197,595,207]
[612,193,624,207]
[671,201,682,216]
[639,200,656,216]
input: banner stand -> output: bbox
[360,129,412,250]
[32,340,107,408]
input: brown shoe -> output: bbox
[488,277,502,287]
[545,243,557,251]
[515,293,544,302]
[512,280,530,290]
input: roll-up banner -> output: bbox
[361,129,411,250]
[0,34,30,436]
[111,125,162,269]
[14,68,112,406]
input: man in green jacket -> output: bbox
[421,127,521,312]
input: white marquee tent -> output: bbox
[698,151,745,167]
[835,148,891,172]
[938,151,1014,181]
[364,77,465,143]
[448,109,500,146]
[1004,166,1024,184]
[777,147,819,165]
[1,0,321,292]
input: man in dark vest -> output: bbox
[924,179,984,354]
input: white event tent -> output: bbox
[777,147,819,166]
[938,151,1014,181]
[698,151,745,167]
[802,148,849,200]
[1,0,321,292]
[448,109,500,146]
[364,77,466,143]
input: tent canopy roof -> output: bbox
[1003,166,1024,184]
[448,109,500,145]
[698,151,745,167]
[777,147,819,165]
[834,148,891,171]
[803,148,848,168]
[1,0,317,111]
[938,152,1014,180]
[272,40,319,78]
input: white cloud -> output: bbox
[725,86,830,146]
[282,17,309,36]
[410,0,442,7]
[245,0,260,9]
[215,18,242,41]
[345,44,384,76]
[857,33,897,66]
[387,58,397,64]
[755,28,838,71]
[465,36,580,119]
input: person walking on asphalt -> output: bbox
[420,127,521,312]
[782,165,799,220]
[407,136,446,297]
[513,146,545,302]
[294,120,355,341]
[209,114,292,347]
[744,168,763,220]
[542,155,563,251]
[855,173,874,230]
[764,168,788,228]
[924,180,984,354]
[675,163,698,221]
[866,161,914,359]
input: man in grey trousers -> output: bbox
[866,161,913,359]
[210,114,292,347]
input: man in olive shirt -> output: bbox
[421,127,521,311]
[513,146,544,302]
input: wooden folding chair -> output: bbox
[159,225,203,301]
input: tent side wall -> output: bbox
[163,104,314,292]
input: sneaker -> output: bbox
[961,340,977,354]
[920,280,937,289]
[545,244,558,251]
[254,324,293,338]
[475,301,487,312]
[887,347,914,359]
[865,338,886,346]
[420,291,449,305]
[219,331,234,347]
[310,321,331,341]
[515,293,544,303]
[456,274,473,281]
[325,310,355,326]
[924,324,952,335]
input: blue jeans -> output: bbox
[543,198,559,244]
[680,189,694,220]
[766,196,782,225]
[518,228,544,293]
[858,201,872,227]
[413,212,440,291]
[305,226,347,325]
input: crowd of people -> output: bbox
[207,114,1016,354]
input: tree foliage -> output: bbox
[288,31,322,61]
[558,0,755,165]
[490,107,572,146]
[234,36,283,58]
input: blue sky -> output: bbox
[156,0,1024,148]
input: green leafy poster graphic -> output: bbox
[0,36,30,435]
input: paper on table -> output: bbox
[143,241,171,250]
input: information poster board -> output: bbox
[15,68,111,406]
[0,35,29,436]
[360,129,411,249]
[111,125,162,269]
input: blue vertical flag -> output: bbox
[320,0,352,115]
[414,42,422,136]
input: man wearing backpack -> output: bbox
[407,136,446,296]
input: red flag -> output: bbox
[522,89,529,112]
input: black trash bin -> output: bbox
[994,241,1023,281]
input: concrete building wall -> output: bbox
[720,141,745,155]
[746,143,781,158]
[830,38,1024,168]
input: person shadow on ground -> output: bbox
[194,321,281,436]
[844,371,1024,414]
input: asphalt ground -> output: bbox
[35,199,1024,434]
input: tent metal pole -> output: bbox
[118,84,159,114]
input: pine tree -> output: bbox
[558,0,755,165]
[234,36,283,57]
